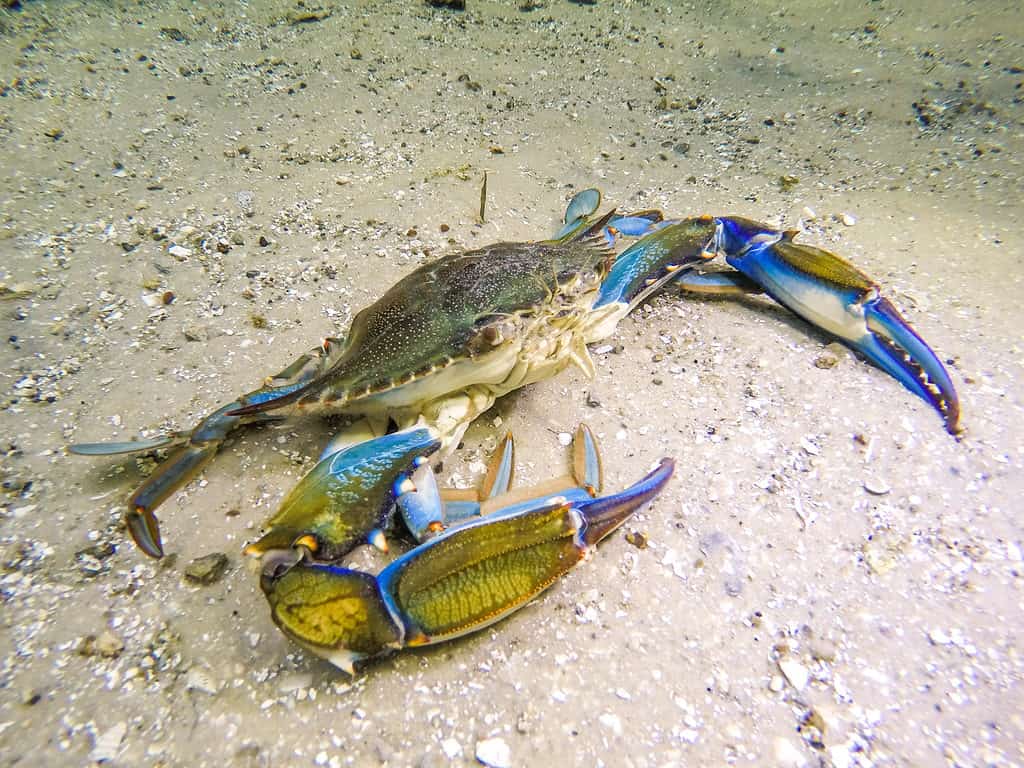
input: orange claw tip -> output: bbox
[126,506,164,558]
[242,542,263,558]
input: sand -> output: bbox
[1,0,1021,765]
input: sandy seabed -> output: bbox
[0,0,1021,766]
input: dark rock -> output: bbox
[184,553,229,585]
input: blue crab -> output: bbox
[70,189,960,560]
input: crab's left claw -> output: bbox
[715,221,960,434]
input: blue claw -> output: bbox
[564,188,602,227]
[396,455,445,541]
[716,223,960,433]
[861,295,960,433]
[245,427,442,562]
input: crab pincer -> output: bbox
[258,456,674,674]
[710,217,960,433]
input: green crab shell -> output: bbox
[252,240,615,428]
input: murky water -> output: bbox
[1,1,1021,765]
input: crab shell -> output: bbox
[232,237,626,448]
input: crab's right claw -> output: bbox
[860,294,960,434]
[718,226,960,434]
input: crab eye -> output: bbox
[293,534,320,554]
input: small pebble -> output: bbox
[185,666,219,695]
[168,244,191,260]
[183,325,209,342]
[475,737,511,768]
[95,629,125,658]
[862,476,890,495]
[625,530,648,549]
[928,628,952,646]
[89,721,127,763]
[184,553,229,585]
[840,213,857,226]
[440,738,461,759]
[779,658,809,691]
[557,432,573,447]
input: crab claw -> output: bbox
[259,456,675,674]
[244,426,442,565]
[716,221,960,434]
[859,293,960,433]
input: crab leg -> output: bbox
[435,423,603,535]
[710,217,960,433]
[68,337,348,557]
[258,456,674,674]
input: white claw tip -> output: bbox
[368,529,389,552]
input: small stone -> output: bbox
[184,552,229,585]
[89,721,127,763]
[625,530,648,549]
[779,658,809,691]
[185,666,219,694]
[557,432,573,447]
[768,674,785,693]
[440,738,461,759]
[802,207,817,220]
[840,213,857,226]
[183,325,209,342]
[95,629,125,658]
[287,8,331,23]
[862,476,890,495]
[778,174,800,191]
[475,737,511,768]
[814,350,839,369]
[22,687,43,705]
[168,244,191,260]
[928,628,952,645]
